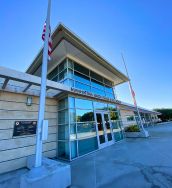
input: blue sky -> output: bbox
[0,0,171,109]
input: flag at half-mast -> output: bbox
[42,22,52,60]
[129,82,137,106]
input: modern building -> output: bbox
[118,102,161,127]
[0,24,159,174]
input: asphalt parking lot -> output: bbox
[71,122,172,188]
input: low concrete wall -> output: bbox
[0,91,58,174]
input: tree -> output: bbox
[154,108,172,122]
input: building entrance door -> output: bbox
[95,111,114,149]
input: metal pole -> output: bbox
[35,0,51,167]
[121,53,148,136]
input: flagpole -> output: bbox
[35,0,51,168]
[121,53,148,137]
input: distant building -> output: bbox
[118,102,161,127]
[0,24,160,174]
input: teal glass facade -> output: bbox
[57,96,124,160]
[48,58,115,99]
[48,58,124,160]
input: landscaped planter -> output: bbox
[124,125,149,138]
[125,131,147,138]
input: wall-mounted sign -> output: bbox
[13,121,37,137]
[71,87,122,104]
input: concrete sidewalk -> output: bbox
[0,122,172,188]
[71,122,172,188]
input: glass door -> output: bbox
[96,113,106,147]
[95,111,114,148]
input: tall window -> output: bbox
[47,58,115,99]
[57,96,98,160]
[57,96,124,160]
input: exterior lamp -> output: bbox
[26,96,32,106]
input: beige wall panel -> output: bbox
[0,133,57,151]
[0,126,57,141]
[0,150,56,174]
[0,157,26,175]
[120,109,135,117]
[0,142,56,163]
[0,91,57,106]
[43,149,56,158]
[0,91,58,174]
[120,109,136,127]
[0,101,57,113]
[0,129,12,140]
[0,110,57,120]
[0,119,57,130]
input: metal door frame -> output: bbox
[94,110,114,149]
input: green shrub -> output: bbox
[125,125,140,132]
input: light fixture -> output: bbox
[26,96,32,106]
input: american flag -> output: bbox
[42,22,52,60]
[129,82,137,106]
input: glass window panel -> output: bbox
[74,63,89,76]
[58,110,69,124]
[71,141,77,159]
[70,109,76,123]
[104,114,112,141]
[69,97,75,108]
[96,113,105,144]
[104,78,113,86]
[52,75,58,82]
[78,137,98,156]
[75,81,91,92]
[75,98,93,109]
[59,69,67,81]
[114,131,123,142]
[91,79,104,90]
[77,122,96,139]
[67,59,74,69]
[94,102,108,110]
[63,79,74,87]
[92,87,106,97]
[108,104,117,111]
[90,71,103,83]
[127,116,135,121]
[110,111,119,120]
[106,92,114,99]
[58,98,68,110]
[74,71,90,85]
[70,124,76,140]
[68,69,74,79]
[76,109,94,122]
[112,121,124,141]
[47,66,58,80]
[58,141,70,159]
[58,98,67,110]
[59,59,67,72]
[105,86,113,93]
[58,124,69,140]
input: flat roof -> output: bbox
[26,23,129,85]
[118,101,161,115]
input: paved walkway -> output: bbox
[0,122,172,188]
[71,122,172,188]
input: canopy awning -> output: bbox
[0,66,71,98]
[0,66,122,105]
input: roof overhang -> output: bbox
[26,23,129,86]
[0,66,123,105]
[118,102,161,115]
